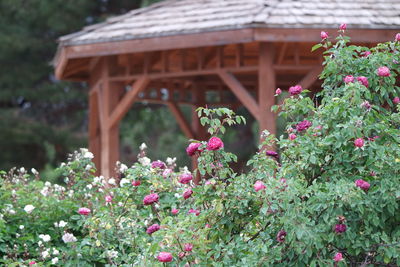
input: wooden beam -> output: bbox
[167,102,195,139]
[108,76,150,128]
[298,66,323,89]
[254,28,400,43]
[258,42,276,140]
[110,65,258,82]
[218,70,260,121]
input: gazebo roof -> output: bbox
[55,0,400,80]
[60,0,400,46]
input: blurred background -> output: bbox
[0,0,273,179]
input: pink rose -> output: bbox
[184,243,193,252]
[320,31,329,40]
[393,97,400,105]
[29,261,36,265]
[276,230,287,242]
[377,66,390,77]
[151,160,166,169]
[289,134,297,140]
[395,33,400,42]
[207,137,224,151]
[275,88,282,95]
[357,76,369,87]
[368,136,379,142]
[188,208,200,216]
[254,181,266,192]
[205,224,211,228]
[143,193,159,205]
[132,180,141,186]
[361,51,371,57]
[339,23,347,31]
[157,252,173,262]
[335,224,347,233]
[162,168,172,178]
[171,208,179,215]
[186,142,201,156]
[183,189,193,199]
[78,207,91,216]
[296,120,312,132]
[146,223,160,234]
[266,150,278,158]
[105,195,113,203]
[334,252,343,262]
[288,85,303,96]
[355,179,370,191]
[178,252,186,259]
[179,173,193,184]
[361,101,371,110]
[343,75,354,84]
[354,138,364,148]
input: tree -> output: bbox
[0,0,160,171]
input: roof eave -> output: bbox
[55,26,400,81]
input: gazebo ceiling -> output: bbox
[55,0,400,80]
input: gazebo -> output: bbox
[54,0,400,178]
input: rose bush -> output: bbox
[1,27,399,266]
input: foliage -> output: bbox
[1,30,400,266]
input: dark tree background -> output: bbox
[0,0,161,171]
[0,0,259,176]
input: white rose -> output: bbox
[119,163,128,173]
[53,248,59,255]
[108,178,116,185]
[51,257,59,264]
[119,178,130,187]
[42,250,49,258]
[138,156,151,166]
[62,232,77,243]
[19,225,24,230]
[39,234,51,242]
[31,168,39,175]
[40,187,49,197]
[24,205,35,214]
[58,220,67,227]
[83,151,94,159]
[166,157,176,165]
[139,143,147,150]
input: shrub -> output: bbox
[1,28,399,266]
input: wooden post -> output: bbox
[258,42,276,143]
[99,59,124,179]
[88,59,103,175]
[88,91,101,175]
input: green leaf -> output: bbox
[311,43,323,52]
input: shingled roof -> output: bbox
[60,0,400,46]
